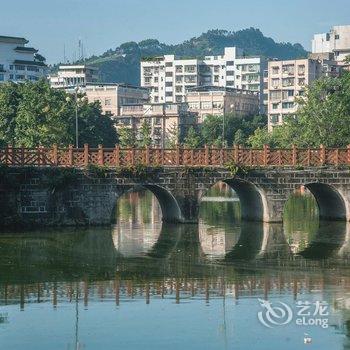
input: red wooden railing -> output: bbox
[0,144,350,167]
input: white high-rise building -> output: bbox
[312,25,350,63]
[0,35,46,83]
[140,47,266,112]
[49,64,99,88]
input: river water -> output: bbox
[0,184,350,349]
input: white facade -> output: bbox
[312,25,350,63]
[49,65,99,88]
[266,58,340,131]
[140,47,265,112]
[0,35,46,83]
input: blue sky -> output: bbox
[1,0,350,64]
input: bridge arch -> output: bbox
[221,178,269,222]
[111,184,184,224]
[304,183,347,221]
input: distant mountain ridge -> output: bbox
[75,27,308,85]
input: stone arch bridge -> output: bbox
[1,145,350,227]
[1,166,350,227]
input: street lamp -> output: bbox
[66,86,84,148]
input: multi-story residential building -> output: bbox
[0,35,47,83]
[117,103,198,147]
[49,64,99,88]
[266,58,340,131]
[84,83,149,116]
[312,25,350,64]
[185,86,259,122]
[140,47,265,112]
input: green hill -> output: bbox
[76,28,307,85]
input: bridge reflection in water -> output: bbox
[1,186,350,349]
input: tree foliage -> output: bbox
[248,72,350,148]
[0,80,118,147]
[138,120,152,148]
[183,127,201,148]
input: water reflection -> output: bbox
[1,186,350,349]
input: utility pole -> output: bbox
[75,86,80,148]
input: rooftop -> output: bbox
[186,85,259,95]
[0,35,28,44]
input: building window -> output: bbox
[175,66,183,73]
[226,61,234,66]
[145,77,151,83]
[165,72,172,77]
[226,71,234,76]
[175,86,182,93]
[335,34,340,40]
[15,65,25,71]
[282,78,294,87]
[272,103,279,110]
[154,96,159,103]
[188,102,199,109]
[282,64,295,74]
[282,102,294,109]
[105,98,111,106]
[184,65,196,73]
[175,96,183,103]
[298,65,305,75]
[15,75,25,80]
[298,78,305,86]
[0,74,4,81]
[165,92,172,97]
[226,81,235,86]
[201,102,212,109]
[165,62,173,67]
[154,77,158,83]
[272,66,279,74]
[214,75,219,82]
[165,82,173,87]
[270,115,279,123]
[272,78,280,88]
[175,75,183,83]
[270,91,281,100]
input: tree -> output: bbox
[263,73,350,148]
[183,127,201,148]
[201,114,223,146]
[118,126,136,148]
[165,123,179,148]
[0,79,118,147]
[138,120,152,148]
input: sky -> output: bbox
[1,0,350,64]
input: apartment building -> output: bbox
[312,25,350,64]
[117,103,198,147]
[84,83,149,116]
[266,58,340,131]
[186,86,259,122]
[140,47,265,111]
[0,35,47,83]
[49,64,99,88]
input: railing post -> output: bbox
[320,144,326,165]
[68,144,73,167]
[37,145,41,166]
[131,148,135,166]
[115,144,120,167]
[83,144,89,166]
[335,148,339,166]
[204,145,209,166]
[21,144,25,166]
[307,148,311,166]
[52,144,58,166]
[347,145,350,165]
[191,149,194,166]
[234,144,240,164]
[263,144,270,166]
[292,144,297,166]
[176,145,181,166]
[145,146,150,166]
[98,144,104,166]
